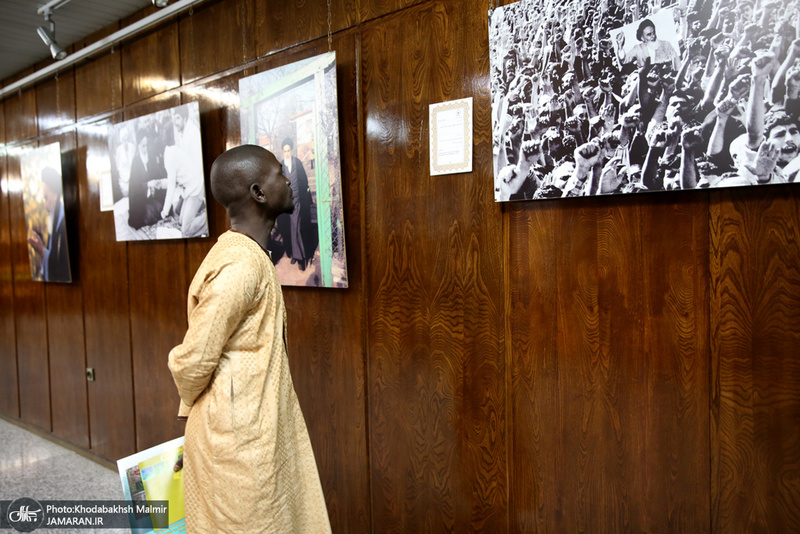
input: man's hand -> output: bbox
[715,97,738,118]
[574,141,601,174]
[752,52,777,79]
[744,140,780,180]
[681,126,705,152]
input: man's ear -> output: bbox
[250,183,266,203]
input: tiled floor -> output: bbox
[0,416,124,532]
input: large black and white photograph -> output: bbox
[490,0,800,201]
[240,51,349,288]
[107,102,209,240]
[20,142,72,283]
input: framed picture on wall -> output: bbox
[20,142,72,283]
[107,102,209,241]
[239,51,349,288]
[489,0,800,201]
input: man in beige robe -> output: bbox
[168,145,332,534]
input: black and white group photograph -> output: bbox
[107,102,209,240]
[490,0,800,201]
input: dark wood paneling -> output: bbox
[711,186,800,532]
[75,25,123,120]
[358,0,428,24]
[39,131,89,448]
[255,0,357,57]
[36,72,76,133]
[7,148,50,431]
[121,23,180,106]
[125,95,188,451]
[509,193,710,532]
[0,108,19,417]
[179,0,256,84]
[362,2,507,532]
[76,118,137,461]
[4,87,37,143]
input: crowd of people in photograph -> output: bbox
[490,0,800,200]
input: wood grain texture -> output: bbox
[76,118,137,461]
[255,0,358,59]
[358,0,428,24]
[39,131,90,448]
[121,22,180,106]
[36,72,76,133]
[0,120,19,418]
[6,147,51,431]
[74,24,123,120]
[509,192,710,533]
[179,0,256,84]
[710,185,800,532]
[4,87,37,143]
[362,2,507,531]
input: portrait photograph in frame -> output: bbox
[239,51,349,288]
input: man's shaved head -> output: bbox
[210,145,273,209]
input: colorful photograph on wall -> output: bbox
[489,0,800,201]
[20,142,72,283]
[107,101,209,240]
[117,436,185,533]
[239,51,349,288]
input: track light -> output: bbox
[37,12,67,60]
[152,0,170,7]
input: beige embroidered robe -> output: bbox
[168,231,331,534]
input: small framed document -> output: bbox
[429,97,472,176]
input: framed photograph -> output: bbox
[107,102,209,240]
[489,0,800,202]
[240,51,349,288]
[20,142,72,283]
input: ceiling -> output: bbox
[0,0,153,84]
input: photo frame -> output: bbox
[107,102,209,241]
[239,52,348,288]
[20,142,73,283]
[489,0,800,201]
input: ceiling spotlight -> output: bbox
[37,12,67,60]
[152,0,170,7]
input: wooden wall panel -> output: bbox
[358,0,429,24]
[7,147,50,431]
[36,73,76,133]
[38,131,90,448]
[509,193,710,532]
[121,24,180,106]
[255,0,357,58]
[76,118,137,461]
[362,2,507,532]
[75,25,123,120]
[124,96,188,451]
[711,186,800,532]
[0,111,19,418]
[179,0,256,84]
[5,87,37,143]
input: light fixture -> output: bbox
[37,10,67,60]
[152,0,170,7]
